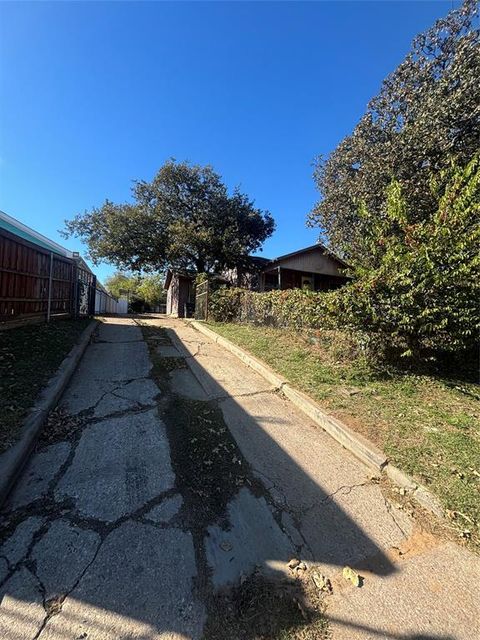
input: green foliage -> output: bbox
[195,272,209,285]
[209,287,337,330]
[64,160,274,274]
[309,0,479,263]
[105,271,166,307]
[209,287,246,323]
[306,0,479,360]
[211,154,480,358]
[136,274,165,306]
[332,154,480,354]
[104,272,140,298]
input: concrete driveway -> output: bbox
[1,316,478,640]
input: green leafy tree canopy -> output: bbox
[104,272,166,307]
[308,0,479,264]
[64,160,275,274]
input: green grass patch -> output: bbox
[206,322,480,538]
[0,318,91,452]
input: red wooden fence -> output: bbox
[0,227,87,325]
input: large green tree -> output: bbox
[105,272,166,307]
[64,161,274,274]
[308,0,479,265]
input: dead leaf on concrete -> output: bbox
[287,558,301,569]
[342,566,362,587]
[311,571,333,594]
[220,541,233,552]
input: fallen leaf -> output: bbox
[311,571,333,593]
[342,566,361,587]
[220,541,233,551]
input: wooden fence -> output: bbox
[0,228,95,326]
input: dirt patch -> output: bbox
[38,407,84,448]
[203,570,329,640]
[380,477,480,552]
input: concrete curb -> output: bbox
[188,320,444,517]
[0,319,98,507]
[280,384,387,472]
[189,321,288,389]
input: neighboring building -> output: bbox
[165,270,196,317]
[222,256,271,290]
[258,244,349,292]
[0,210,124,322]
[164,243,349,317]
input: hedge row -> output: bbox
[208,287,338,330]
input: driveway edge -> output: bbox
[0,319,98,507]
[188,320,444,518]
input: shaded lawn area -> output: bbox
[0,318,91,453]
[206,321,480,538]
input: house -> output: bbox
[164,243,349,317]
[258,244,349,292]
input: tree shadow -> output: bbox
[0,318,461,640]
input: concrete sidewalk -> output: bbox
[158,316,480,640]
[0,316,478,640]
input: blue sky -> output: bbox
[0,0,453,283]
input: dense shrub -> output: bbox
[332,154,480,356]
[211,153,480,364]
[209,287,337,330]
[209,287,245,322]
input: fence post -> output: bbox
[91,276,97,316]
[205,278,209,321]
[72,262,78,318]
[47,252,54,322]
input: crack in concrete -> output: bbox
[317,480,373,506]
[32,535,106,640]
[72,403,160,430]
[68,376,155,420]
[248,467,315,558]
[25,563,49,640]
[215,386,282,402]
[94,339,144,344]
[383,496,409,539]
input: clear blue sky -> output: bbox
[0,0,453,283]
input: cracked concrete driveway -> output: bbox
[1,316,479,640]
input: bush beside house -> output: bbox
[209,152,480,369]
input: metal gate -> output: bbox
[75,264,96,317]
[195,278,209,320]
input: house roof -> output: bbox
[265,243,349,270]
[0,209,73,257]
[164,269,197,289]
